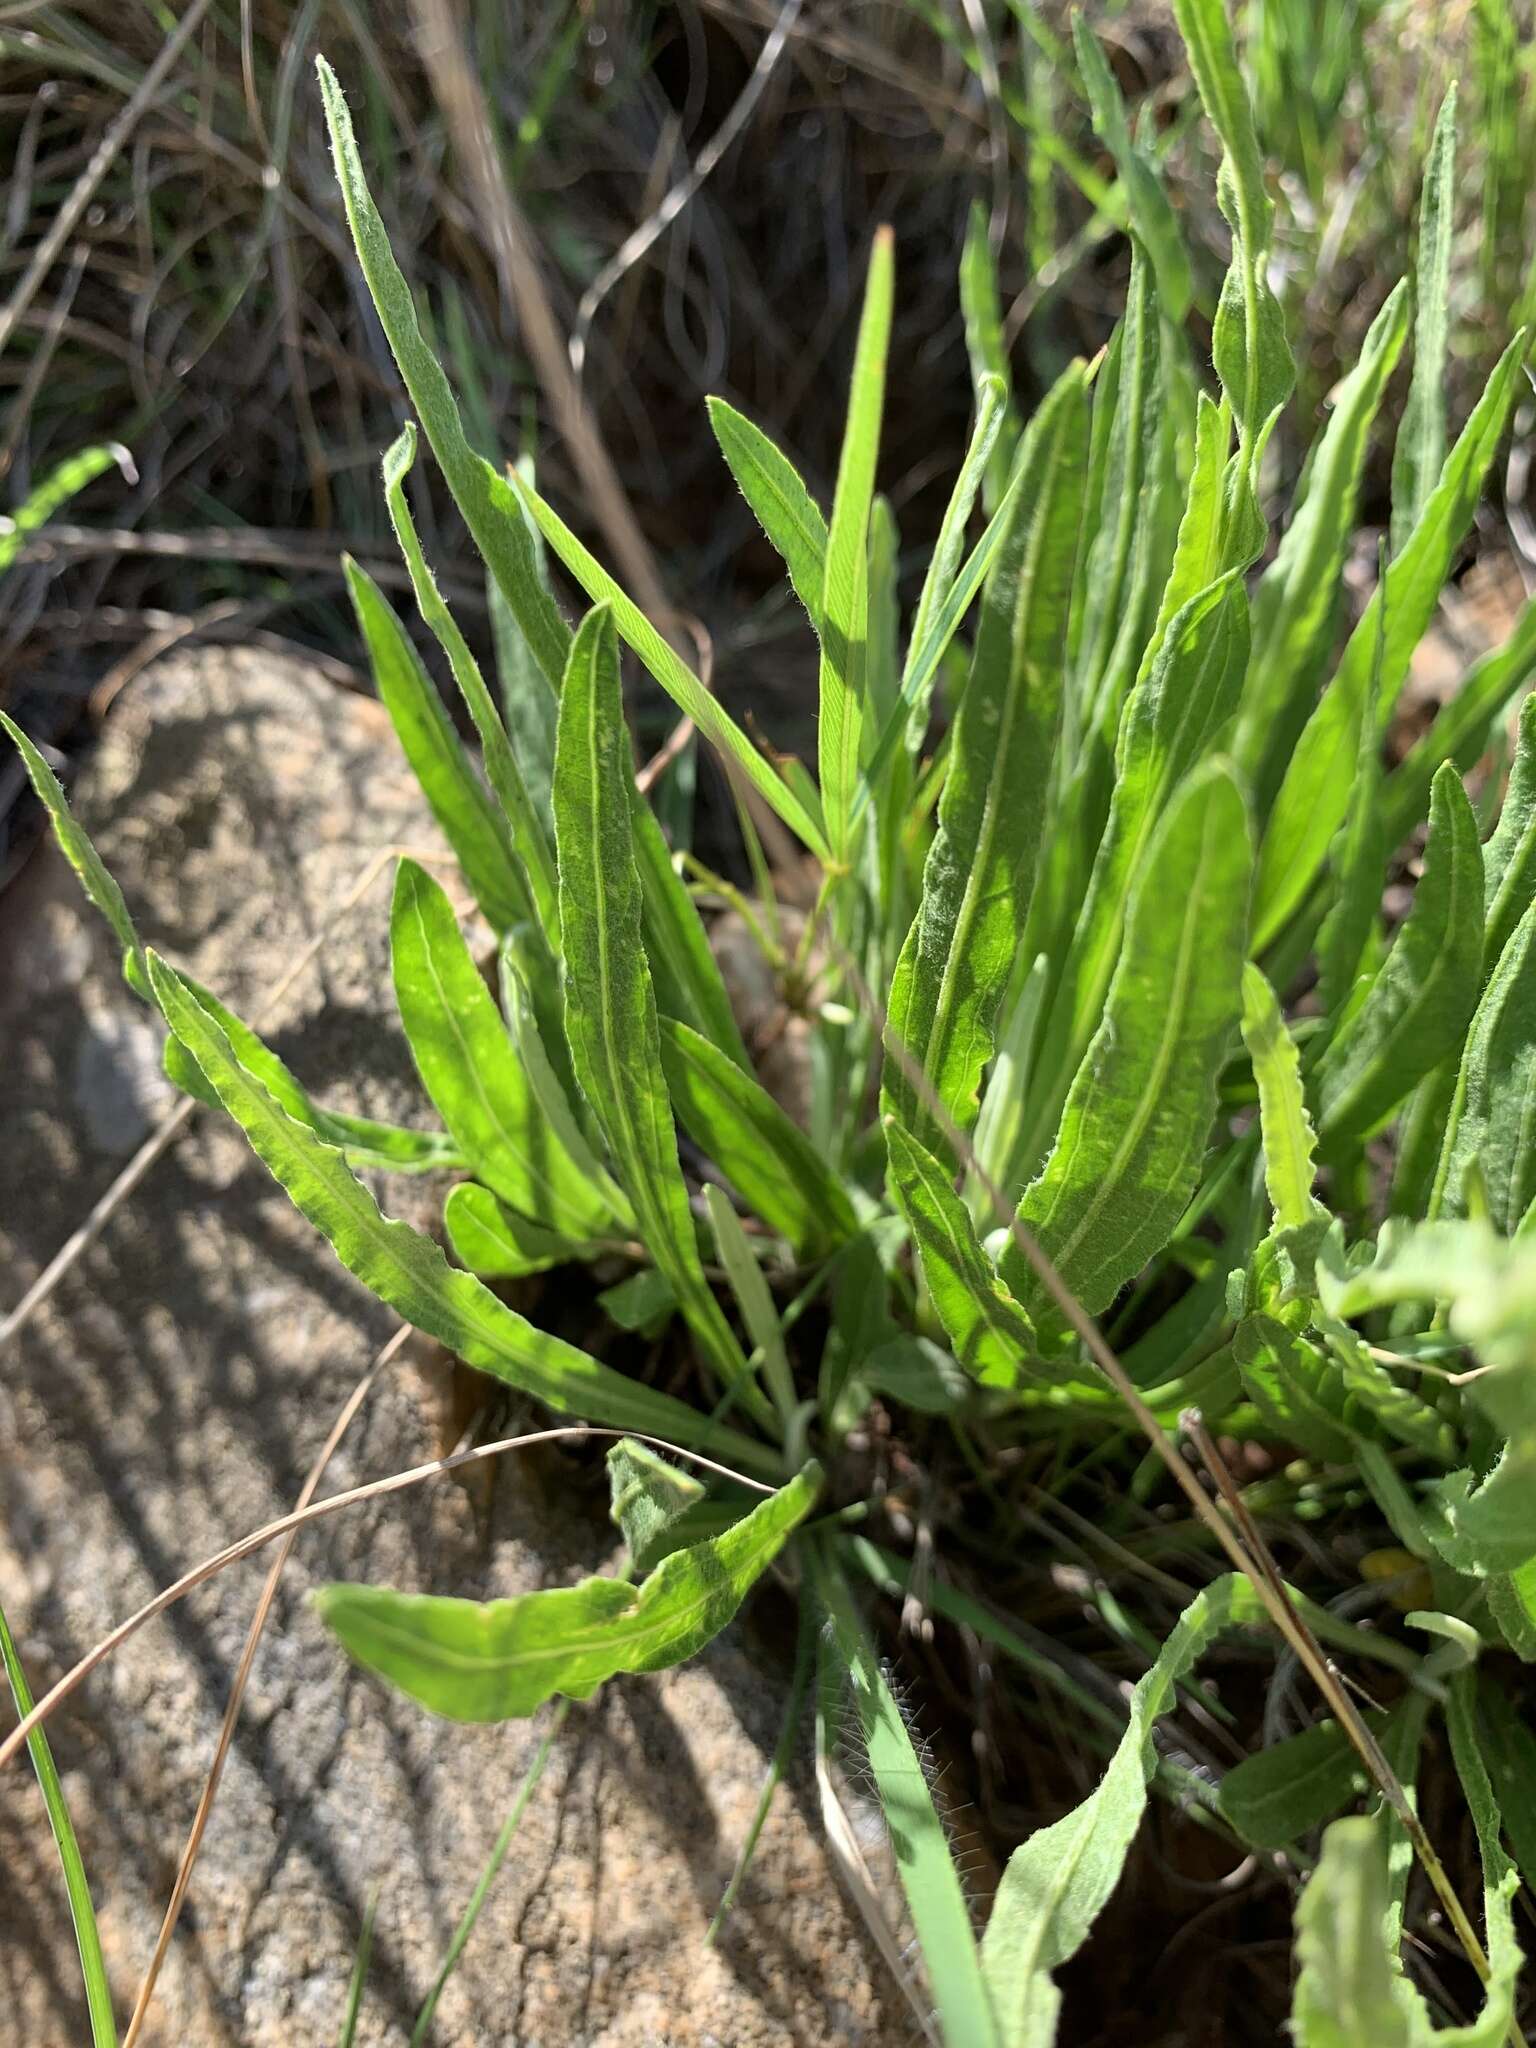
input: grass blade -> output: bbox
[819,226,895,862]
[1391,87,1457,555]
[814,1546,1002,2048]
[0,1597,117,2047]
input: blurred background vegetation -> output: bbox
[3,0,1535,866]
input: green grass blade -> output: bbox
[382,424,559,940]
[629,792,752,1072]
[819,227,895,862]
[882,363,1088,1159]
[707,397,828,629]
[412,1705,567,2044]
[342,560,529,937]
[1391,86,1457,555]
[317,57,570,691]
[1443,1671,1523,2046]
[981,1574,1266,2048]
[0,1598,117,2047]
[1318,765,1483,1140]
[512,469,829,858]
[552,606,772,1428]
[703,1186,796,1425]
[318,1466,819,1720]
[145,950,775,1472]
[1002,760,1252,1322]
[390,857,616,1239]
[0,443,127,572]
[1,709,147,997]
[335,1886,379,2048]
[814,1546,1002,2048]
[659,1017,858,1259]
[486,472,559,832]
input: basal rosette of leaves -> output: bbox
[13,3,1536,2038]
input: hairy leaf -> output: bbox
[319,1465,819,1720]
[1318,765,1483,1139]
[1003,761,1252,1320]
[553,608,768,1426]
[707,398,827,630]
[146,951,773,1473]
[882,362,1088,1158]
[659,1018,858,1259]
[1391,87,1457,554]
[444,1182,574,1279]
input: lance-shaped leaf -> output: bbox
[1,708,148,997]
[390,858,617,1241]
[1074,246,1170,749]
[819,226,895,861]
[1073,17,1190,321]
[981,1574,1267,2048]
[707,398,827,630]
[628,790,751,1072]
[659,1018,858,1259]
[1236,282,1409,811]
[606,1437,707,1573]
[881,363,1088,1159]
[512,467,829,859]
[1291,1819,1426,2048]
[1256,332,1527,948]
[145,951,775,1474]
[1442,1672,1523,2045]
[444,1183,573,1278]
[318,57,570,691]
[343,560,529,938]
[487,481,559,832]
[1021,571,1249,1174]
[959,199,1019,508]
[884,1117,1036,1389]
[1217,1719,1372,1852]
[900,372,1008,749]
[1240,963,1321,1232]
[163,966,464,1175]
[1317,765,1483,1140]
[1391,86,1457,555]
[553,607,771,1428]
[318,1464,819,1722]
[1382,598,1536,851]
[1481,689,1536,973]
[382,424,558,939]
[1002,760,1252,1320]
[1433,898,1536,1230]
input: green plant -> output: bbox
[12,2,1536,2038]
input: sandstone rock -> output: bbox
[0,648,890,2047]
